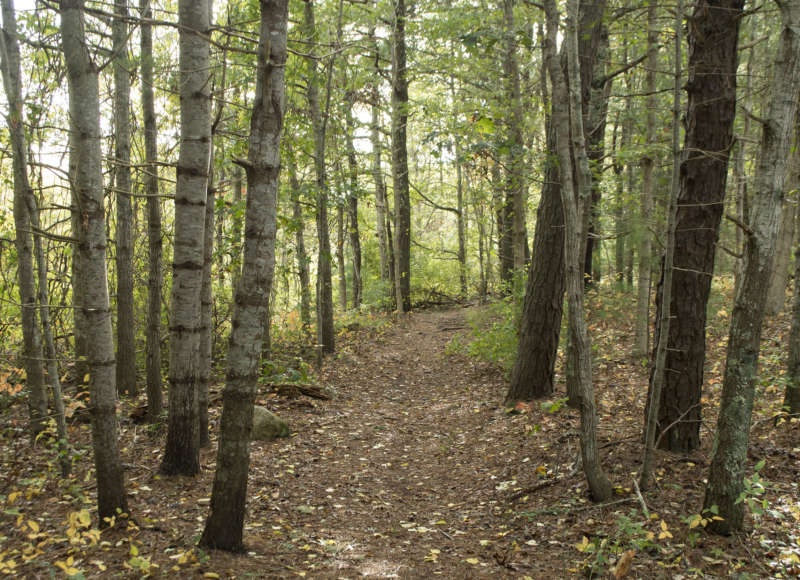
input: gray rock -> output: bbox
[251,406,289,441]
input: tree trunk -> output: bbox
[336,202,347,309]
[704,0,800,534]
[648,0,744,453]
[345,97,362,309]
[392,0,411,312]
[161,0,212,476]
[140,0,163,423]
[370,33,391,302]
[304,0,335,352]
[633,2,658,358]
[199,174,214,448]
[200,0,288,550]
[113,0,136,398]
[503,0,527,289]
[0,0,47,438]
[61,0,128,519]
[765,187,797,315]
[506,0,604,405]
[287,144,311,331]
[543,0,612,502]
[785,222,800,414]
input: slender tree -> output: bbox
[113,0,136,397]
[200,0,288,550]
[161,0,212,476]
[704,0,800,534]
[543,0,613,501]
[0,0,47,438]
[60,0,128,519]
[140,0,163,422]
[392,0,411,312]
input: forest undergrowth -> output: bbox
[0,281,799,578]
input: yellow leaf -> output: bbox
[54,560,81,575]
[465,558,480,564]
[8,492,19,503]
[660,520,668,531]
[575,536,591,553]
[91,560,107,571]
[83,374,90,384]
[204,573,220,579]
[130,544,139,557]
[27,520,39,533]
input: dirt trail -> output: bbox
[245,307,551,578]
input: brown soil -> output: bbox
[1,302,799,578]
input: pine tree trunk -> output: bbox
[113,0,136,398]
[392,0,411,312]
[0,0,47,438]
[161,0,212,476]
[140,0,163,423]
[649,0,744,453]
[200,0,287,550]
[704,0,800,533]
[61,0,128,519]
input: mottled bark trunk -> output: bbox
[0,0,47,438]
[113,0,136,398]
[786,226,800,413]
[704,0,800,533]
[392,0,411,312]
[765,189,797,315]
[544,0,612,501]
[649,0,744,453]
[634,3,658,358]
[140,0,163,423]
[61,0,128,519]
[161,0,212,476]
[200,0,287,550]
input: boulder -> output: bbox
[251,406,289,441]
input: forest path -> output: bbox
[244,306,554,578]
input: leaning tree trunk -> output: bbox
[113,0,136,398]
[543,0,612,502]
[140,0,163,422]
[704,0,800,534]
[648,0,744,453]
[161,0,212,476]
[0,0,47,438]
[392,0,411,312]
[200,0,288,550]
[60,0,128,520]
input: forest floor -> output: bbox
[1,288,800,579]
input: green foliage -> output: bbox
[736,459,770,519]
[261,358,314,385]
[455,293,522,374]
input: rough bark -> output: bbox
[200,0,287,550]
[543,0,613,501]
[765,189,797,315]
[0,0,47,438]
[60,0,128,519]
[140,0,163,422]
[392,0,411,312]
[370,33,391,300]
[648,0,744,453]
[113,0,136,398]
[786,225,800,414]
[161,0,212,476]
[336,202,347,309]
[704,0,800,534]
[502,0,527,287]
[506,1,604,405]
